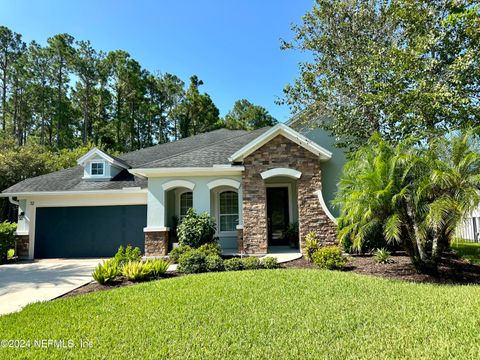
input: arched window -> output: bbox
[179,191,193,220]
[219,191,238,232]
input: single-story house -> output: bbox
[1,123,346,259]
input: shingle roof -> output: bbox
[2,127,271,194]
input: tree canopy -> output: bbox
[0,26,274,153]
[282,0,480,150]
[225,99,277,130]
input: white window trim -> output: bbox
[213,187,239,237]
[90,161,106,177]
[175,189,193,220]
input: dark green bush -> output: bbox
[206,255,224,272]
[0,221,16,264]
[92,259,119,284]
[198,242,222,257]
[113,245,142,268]
[178,250,207,274]
[177,208,217,248]
[261,257,279,269]
[223,257,244,271]
[169,245,193,263]
[242,256,261,270]
[312,246,348,270]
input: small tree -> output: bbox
[0,221,16,263]
[177,208,217,248]
[335,130,480,273]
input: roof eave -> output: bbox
[128,166,245,178]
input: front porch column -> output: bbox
[144,178,169,256]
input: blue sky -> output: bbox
[0,0,314,122]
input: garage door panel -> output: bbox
[34,205,146,258]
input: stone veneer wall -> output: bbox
[144,231,169,256]
[241,135,337,254]
[15,235,30,258]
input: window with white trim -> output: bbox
[179,192,193,220]
[219,191,238,232]
[91,162,104,176]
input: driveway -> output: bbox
[0,259,102,316]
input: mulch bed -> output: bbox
[58,273,180,299]
[59,253,480,300]
[283,252,480,285]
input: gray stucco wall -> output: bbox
[303,128,347,217]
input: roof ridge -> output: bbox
[134,128,262,168]
[118,128,232,161]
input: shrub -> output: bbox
[177,208,217,248]
[374,248,392,264]
[261,257,279,269]
[121,261,151,281]
[145,259,170,277]
[0,221,16,264]
[223,257,244,271]
[304,232,319,263]
[169,245,193,263]
[198,242,222,257]
[242,256,261,270]
[178,250,207,274]
[7,249,14,259]
[92,259,119,284]
[312,246,348,270]
[114,245,142,268]
[206,255,224,272]
[284,222,299,247]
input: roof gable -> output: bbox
[77,148,130,169]
[228,124,332,162]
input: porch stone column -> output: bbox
[236,226,244,253]
[15,235,30,258]
[144,229,169,257]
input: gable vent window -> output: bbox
[91,162,105,176]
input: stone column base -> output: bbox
[144,229,169,257]
[237,228,244,253]
[15,235,30,258]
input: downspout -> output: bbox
[8,196,19,206]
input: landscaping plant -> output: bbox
[145,259,170,277]
[242,256,261,270]
[177,249,208,274]
[198,242,222,257]
[304,231,319,263]
[260,257,279,269]
[205,255,224,272]
[374,248,392,264]
[121,261,151,282]
[0,221,16,264]
[92,259,119,285]
[312,246,348,270]
[169,245,193,263]
[223,257,244,271]
[335,131,480,273]
[177,208,217,248]
[113,245,142,268]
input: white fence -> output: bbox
[456,216,480,242]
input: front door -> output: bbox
[266,187,290,246]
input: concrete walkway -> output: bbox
[0,259,101,316]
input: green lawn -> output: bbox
[1,269,480,359]
[451,241,480,264]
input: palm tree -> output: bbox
[335,130,480,273]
